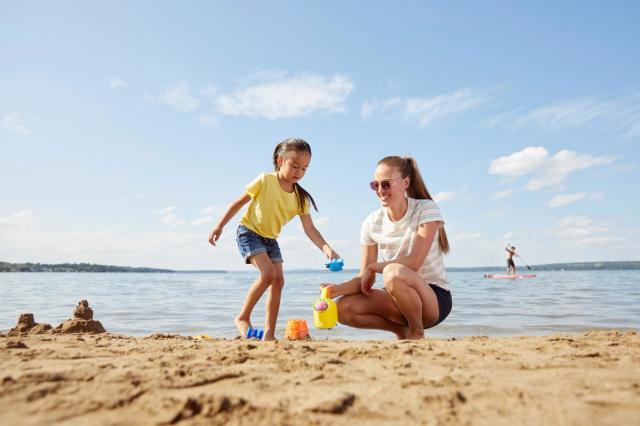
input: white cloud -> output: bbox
[555,215,610,242]
[159,81,200,112]
[161,214,186,227]
[153,206,186,227]
[154,206,175,215]
[215,73,353,119]
[514,97,613,129]
[0,209,33,228]
[546,192,587,208]
[489,146,616,191]
[491,189,514,199]
[557,215,593,228]
[200,206,222,215]
[109,76,129,89]
[488,94,640,138]
[2,113,30,135]
[200,84,218,100]
[488,147,549,178]
[433,191,456,203]
[361,88,490,127]
[574,236,627,248]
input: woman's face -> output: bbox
[372,164,408,207]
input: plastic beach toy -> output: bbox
[246,327,264,340]
[285,319,310,340]
[193,333,212,341]
[313,287,338,329]
[325,258,344,272]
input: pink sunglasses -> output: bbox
[369,177,402,191]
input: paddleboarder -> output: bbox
[506,245,517,275]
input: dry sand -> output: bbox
[1,330,639,425]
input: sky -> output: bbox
[1,1,639,270]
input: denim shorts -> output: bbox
[236,225,283,264]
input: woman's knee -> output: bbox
[382,263,408,292]
[336,297,354,323]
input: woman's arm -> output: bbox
[323,244,378,298]
[299,214,340,259]
[208,193,251,245]
[366,221,442,274]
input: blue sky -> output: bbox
[1,1,639,270]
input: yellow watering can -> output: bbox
[313,287,338,329]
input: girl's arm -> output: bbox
[322,244,378,298]
[208,193,251,245]
[299,214,340,260]
[365,221,442,275]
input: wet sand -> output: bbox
[1,330,639,425]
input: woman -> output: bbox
[322,156,452,339]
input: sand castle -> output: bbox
[51,299,106,334]
[7,300,106,336]
[7,313,52,336]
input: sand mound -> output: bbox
[51,300,106,334]
[7,313,52,337]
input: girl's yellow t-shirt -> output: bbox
[239,172,310,239]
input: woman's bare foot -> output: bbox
[394,324,409,340]
[235,316,251,337]
[405,328,425,340]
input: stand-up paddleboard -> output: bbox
[484,273,536,279]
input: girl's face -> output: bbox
[372,164,409,207]
[277,151,311,184]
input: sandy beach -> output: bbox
[1,329,639,425]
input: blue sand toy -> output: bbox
[325,258,344,272]
[246,327,264,339]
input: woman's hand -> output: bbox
[320,283,339,298]
[360,266,375,295]
[208,225,223,246]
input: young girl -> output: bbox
[208,138,340,340]
[321,156,451,340]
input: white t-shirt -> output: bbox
[360,197,449,291]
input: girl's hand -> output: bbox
[323,245,340,260]
[320,283,339,299]
[208,225,223,246]
[360,266,375,295]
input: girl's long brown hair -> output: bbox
[378,156,450,254]
[273,138,318,212]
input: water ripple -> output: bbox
[1,270,638,339]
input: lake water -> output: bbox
[1,270,638,340]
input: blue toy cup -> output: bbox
[326,258,344,272]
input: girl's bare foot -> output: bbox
[235,316,251,337]
[263,335,277,341]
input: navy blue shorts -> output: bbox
[236,225,283,264]
[428,284,452,328]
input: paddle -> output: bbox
[516,255,532,271]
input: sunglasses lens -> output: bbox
[380,181,391,190]
[369,181,378,191]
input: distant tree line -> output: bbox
[0,262,174,273]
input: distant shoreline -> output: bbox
[2,260,639,273]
